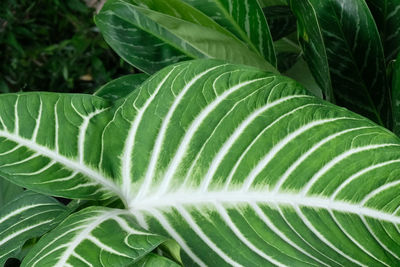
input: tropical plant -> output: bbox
[1,0,400,266]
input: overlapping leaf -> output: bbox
[290,0,391,127]
[21,206,179,266]
[181,0,277,66]
[94,73,149,101]
[1,60,400,265]
[95,0,277,74]
[0,191,68,265]
[367,0,400,62]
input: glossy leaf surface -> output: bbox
[263,5,297,41]
[181,0,277,66]
[290,0,391,127]
[1,60,400,265]
[367,0,400,62]
[95,0,277,74]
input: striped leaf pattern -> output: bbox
[21,206,177,266]
[367,0,400,62]
[181,0,277,66]
[95,0,277,74]
[0,191,68,265]
[290,0,391,127]
[1,60,400,265]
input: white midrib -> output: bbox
[130,191,400,224]
[0,130,125,203]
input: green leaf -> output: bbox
[135,253,181,267]
[0,177,23,208]
[366,0,400,62]
[289,0,333,102]
[2,60,400,265]
[21,206,179,266]
[181,0,277,66]
[290,0,391,127]
[0,93,120,201]
[392,52,400,135]
[95,0,277,74]
[94,74,150,101]
[284,58,323,98]
[263,5,297,41]
[0,191,68,265]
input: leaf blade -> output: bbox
[21,206,179,267]
[95,0,277,73]
[0,191,68,265]
[290,0,391,127]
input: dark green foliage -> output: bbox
[0,0,134,93]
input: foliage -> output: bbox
[1,0,400,266]
[0,0,133,93]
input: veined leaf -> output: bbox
[135,253,181,267]
[0,191,68,265]
[290,0,391,127]
[95,0,277,74]
[21,206,179,266]
[393,52,400,135]
[181,0,277,66]
[289,0,333,102]
[263,5,297,41]
[94,73,149,101]
[0,176,23,208]
[366,0,400,62]
[2,60,400,265]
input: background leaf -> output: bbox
[22,206,180,266]
[181,0,277,66]
[392,52,400,135]
[0,191,68,265]
[290,0,391,127]
[366,0,400,62]
[95,0,277,74]
[94,73,149,101]
[263,5,297,41]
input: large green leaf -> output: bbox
[95,0,277,74]
[290,0,391,127]
[366,0,400,62]
[181,0,277,66]
[0,191,68,265]
[21,206,179,266]
[1,60,400,265]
